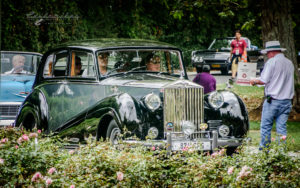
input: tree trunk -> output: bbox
[261,0,300,111]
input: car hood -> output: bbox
[101,73,182,88]
[194,51,230,59]
[0,74,35,102]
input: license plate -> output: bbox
[171,141,211,151]
[211,64,220,68]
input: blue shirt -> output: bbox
[193,72,216,94]
[259,53,294,99]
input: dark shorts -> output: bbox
[228,54,242,70]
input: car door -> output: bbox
[39,50,69,131]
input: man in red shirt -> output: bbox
[229,30,247,81]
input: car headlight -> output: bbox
[144,93,161,111]
[208,91,224,109]
[199,56,204,62]
[147,127,159,139]
[181,120,196,135]
[218,125,230,137]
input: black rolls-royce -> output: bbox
[15,38,249,152]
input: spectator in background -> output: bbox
[250,41,294,150]
[193,65,216,94]
[229,30,247,82]
[4,55,29,74]
[74,56,83,76]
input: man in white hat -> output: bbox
[250,41,294,149]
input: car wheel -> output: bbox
[226,146,238,156]
[106,120,121,145]
[221,68,228,75]
[21,113,38,131]
[196,67,202,73]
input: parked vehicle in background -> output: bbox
[0,51,42,126]
[15,39,249,153]
[191,37,264,74]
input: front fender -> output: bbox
[204,90,249,137]
[82,92,144,138]
[15,89,49,131]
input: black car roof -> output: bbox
[55,38,179,51]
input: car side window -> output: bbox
[53,51,68,77]
[43,54,54,77]
[70,51,95,77]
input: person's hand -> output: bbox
[250,79,256,86]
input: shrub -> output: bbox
[0,127,299,187]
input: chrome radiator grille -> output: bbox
[163,87,204,132]
[0,105,21,117]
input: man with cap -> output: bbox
[193,65,216,94]
[250,41,294,149]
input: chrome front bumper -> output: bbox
[0,120,15,127]
[124,131,244,152]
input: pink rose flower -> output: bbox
[69,150,75,155]
[0,158,4,164]
[22,134,29,141]
[117,171,124,181]
[70,185,75,188]
[236,165,252,181]
[31,172,43,182]
[219,148,226,156]
[1,138,8,143]
[15,145,19,149]
[17,137,23,144]
[227,167,234,175]
[29,133,38,138]
[182,146,189,151]
[38,130,42,134]
[211,152,218,158]
[45,178,52,186]
[271,137,275,142]
[151,146,156,151]
[281,135,287,141]
[48,167,56,175]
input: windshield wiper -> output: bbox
[125,66,146,74]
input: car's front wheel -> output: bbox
[221,67,228,75]
[106,120,121,145]
[196,67,202,73]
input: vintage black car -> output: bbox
[15,39,249,152]
[191,37,264,74]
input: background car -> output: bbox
[15,39,249,153]
[191,37,264,74]
[0,51,42,126]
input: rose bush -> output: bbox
[0,127,299,187]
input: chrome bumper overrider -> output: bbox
[124,131,244,152]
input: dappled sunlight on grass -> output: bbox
[249,121,300,151]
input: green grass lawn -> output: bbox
[249,121,300,151]
[217,83,264,99]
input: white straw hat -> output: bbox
[261,41,286,54]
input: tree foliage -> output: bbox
[0,0,299,67]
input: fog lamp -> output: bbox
[218,125,230,137]
[147,127,159,139]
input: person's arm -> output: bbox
[250,79,265,86]
[250,59,272,86]
[230,42,234,59]
[243,40,247,56]
[192,74,199,83]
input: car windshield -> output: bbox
[96,49,183,76]
[0,52,41,75]
[209,38,250,50]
